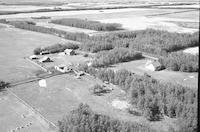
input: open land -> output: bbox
[0,1,199,132]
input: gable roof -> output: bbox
[151,61,161,67]
[64,49,74,53]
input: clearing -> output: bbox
[183,46,199,55]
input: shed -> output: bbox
[29,55,39,60]
[54,64,72,73]
[64,49,75,55]
[145,60,162,71]
[39,56,52,63]
[40,50,50,55]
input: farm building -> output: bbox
[29,55,39,59]
[39,56,52,63]
[64,49,75,55]
[40,50,50,55]
[145,60,162,71]
[54,64,72,73]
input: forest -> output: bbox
[51,18,122,31]
[92,48,143,67]
[33,43,79,55]
[58,103,156,132]
[78,65,197,132]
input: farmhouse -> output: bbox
[29,55,39,60]
[64,49,75,55]
[145,60,162,71]
[39,56,52,63]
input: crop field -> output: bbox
[0,26,76,82]
[0,91,54,132]
[1,8,198,34]
[111,58,198,88]
[36,22,98,34]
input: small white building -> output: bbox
[64,49,75,56]
[29,55,39,60]
[145,60,162,71]
[39,56,52,63]
[40,50,50,55]
[54,64,72,73]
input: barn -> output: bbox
[145,60,162,71]
[39,56,52,63]
[64,49,75,55]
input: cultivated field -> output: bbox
[0,91,54,132]
[0,25,76,82]
[111,58,198,88]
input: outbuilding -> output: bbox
[39,56,52,63]
[29,55,39,60]
[64,49,75,56]
[145,60,162,71]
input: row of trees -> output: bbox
[58,103,155,132]
[92,48,143,67]
[159,52,199,72]
[77,65,197,131]
[51,18,122,31]
[0,19,89,42]
[33,43,79,55]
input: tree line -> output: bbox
[51,18,122,31]
[33,43,79,55]
[159,52,199,72]
[77,65,197,131]
[0,19,89,42]
[92,48,143,67]
[58,103,156,132]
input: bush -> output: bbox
[0,81,9,91]
[83,53,88,57]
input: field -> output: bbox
[0,25,76,82]
[10,73,178,131]
[111,58,198,88]
[0,91,54,132]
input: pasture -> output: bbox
[0,91,54,132]
[111,58,198,88]
[0,26,76,82]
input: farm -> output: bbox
[0,1,199,132]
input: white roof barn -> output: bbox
[29,55,39,59]
[64,49,75,55]
[145,60,162,71]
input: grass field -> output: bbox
[10,73,178,131]
[0,91,54,132]
[0,26,77,82]
[111,58,198,88]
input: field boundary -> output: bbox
[6,87,58,130]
